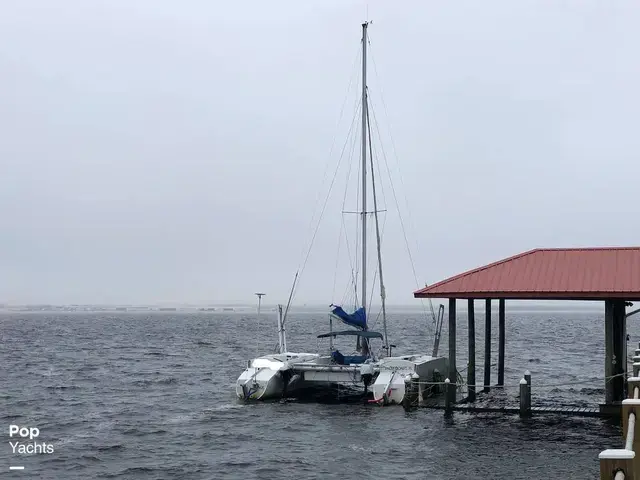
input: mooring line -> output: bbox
[409,372,627,390]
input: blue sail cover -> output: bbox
[330,305,367,330]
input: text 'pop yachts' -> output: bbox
[9,424,54,454]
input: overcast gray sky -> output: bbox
[1,1,639,306]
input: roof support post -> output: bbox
[606,299,614,404]
[468,299,476,402]
[498,298,505,387]
[483,299,491,393]
[448,298,457,405]
[606,299,628,404]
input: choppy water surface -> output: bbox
[0,307,627,479]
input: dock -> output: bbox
[409,247,640,478]
[598,361,640,479]
[422,402,601,417]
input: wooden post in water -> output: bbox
[622,399,640,473]
[402,375,415,410]
[444,377,452,416]
[448,299,457,405]
[484,299,491,393]
[468,299,476,402]
[629,377,640,399]
[519,375,531,417]
[605,300,627,404]
[599,450,635,480]
[498,298,505,387]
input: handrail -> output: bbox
[626,413,636,451]
[598,344,640,479]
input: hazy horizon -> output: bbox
[0,299,614,311]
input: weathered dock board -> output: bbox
[421,401,601,417]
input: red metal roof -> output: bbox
[414,247,640,300]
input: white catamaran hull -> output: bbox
[236,353,320,401]
[371,355,447,404]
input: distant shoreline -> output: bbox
[0,302,612,314]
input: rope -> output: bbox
[288,96,362,307]
[333,111,360,303]
[407,372,628,390]
[366,46,438,332]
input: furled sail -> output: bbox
[330,305,367,330]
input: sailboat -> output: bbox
[236,22,448,404]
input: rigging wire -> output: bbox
[368,95,437,330]
[298,46,362,261]
[284,95,362,321]
[332,101,361,302]
[283,46,362,321]
[337,106,362,309]
[365,111,390,332]
[367,42,438,331]
[352,117,362,309]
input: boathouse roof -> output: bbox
[413,247,640,301]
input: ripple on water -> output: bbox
[0,310,624,480]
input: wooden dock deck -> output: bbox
[420,401,602,417]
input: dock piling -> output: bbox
[519,376,531,417]
[600,372,640,479]
[444,378,452,416]
[498,299,505,387]
[599,450,635,480]
[623,400,640,466]
[402,373,420,410]
[483,299,491,393]
[402,375,412,410]
[629,378,640,399]
[468,299,476,402]
[448,299,457,405]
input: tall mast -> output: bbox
[366,103,389,357]
[360,22,368,322]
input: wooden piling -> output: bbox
[402,375,411,410]
[484,299,491,393]
[402,374,419,410]
[622,399,640,473]
[444,378,452,416]
[599,449,635,480]
[519,376,531,417]
[448,299,457,405]
[468,299,476,402]
[629,377,640,399]
[606,300,627,403]
[498,298,505,387]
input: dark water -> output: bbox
[0,307,626,479]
